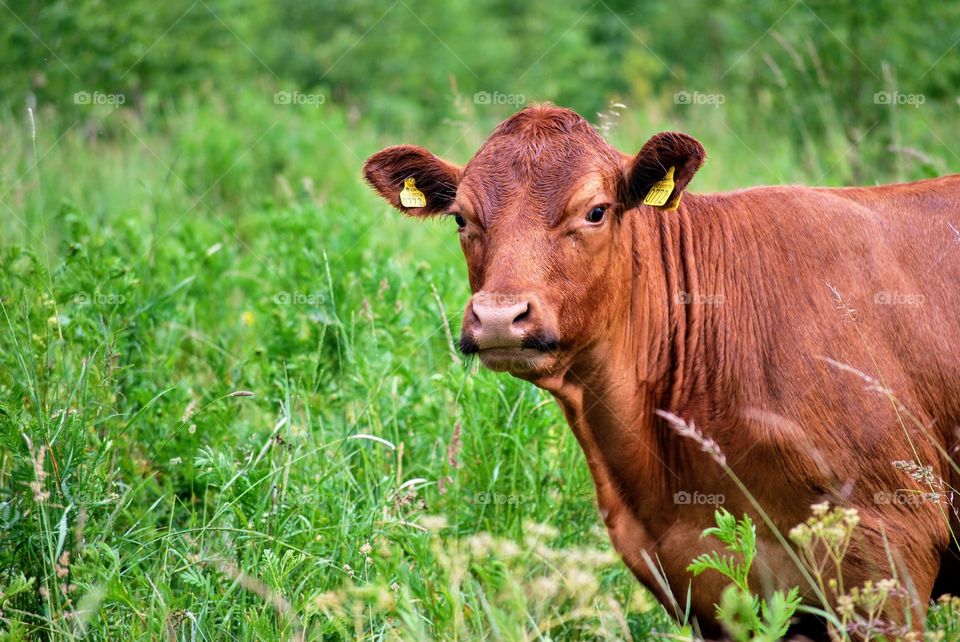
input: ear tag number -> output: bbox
[399,177,427,208]
[642,166,676,207]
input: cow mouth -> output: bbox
[458,333,560,374]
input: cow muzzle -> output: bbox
[458,292,559,363]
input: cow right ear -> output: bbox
[363,145,462,217]
[623,132,706,210]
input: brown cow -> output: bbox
[364,104,960,639]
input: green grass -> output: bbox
[0,88,957,640]
[0,94,675,640]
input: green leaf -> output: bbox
[716,584,761,642]
[691,510,757,591]
[758,587,803,640]
[701,508,738,546]
[688,551,744,586]
[0,573,34,603]
[733,513,757,569]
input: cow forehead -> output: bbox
[453,105,623,220]
[471,121,612,172]
[458,143,617,221]
[457,166,610,226]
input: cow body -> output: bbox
[540,180,960,636]
[364,105,960,639]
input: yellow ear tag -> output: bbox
[642,166,676,207]
[399,177,427,208]
[663,191,682,211]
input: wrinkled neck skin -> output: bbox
[532,194,727,528]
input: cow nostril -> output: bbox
[512,303,531,325]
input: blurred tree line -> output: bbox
[1,0,958,165]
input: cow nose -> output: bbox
[474,299,529,334]
[465,293,541,349]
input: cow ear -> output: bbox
[623,132,706,210]
[363,145,462,217]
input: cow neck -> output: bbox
[648,197,720,411]
[542,199,723,515]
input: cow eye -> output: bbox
[586,206,606,223]
[453,214,466,228]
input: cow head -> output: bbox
[364,104,705,381]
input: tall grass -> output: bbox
[0,77,957,639]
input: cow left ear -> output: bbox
[622,132,706,210]
[363,145,462,217]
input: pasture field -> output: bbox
[1,93,690,640]
[2,2,960,639]
[2,87,959,641]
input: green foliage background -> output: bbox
[3,1,960,161]
[0,1,958,639]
